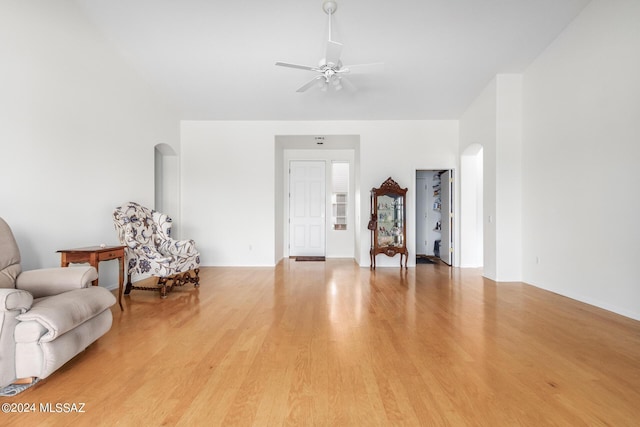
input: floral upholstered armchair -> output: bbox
[113,202,200,298]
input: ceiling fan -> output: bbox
[275,0,382,93]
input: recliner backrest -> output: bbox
[0,218,21,289]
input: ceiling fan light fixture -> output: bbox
[332,76,343,91]
[275,0,381,93]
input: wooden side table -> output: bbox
[57,245,126,311]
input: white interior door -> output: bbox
[439,170,453,265]
[289,161,326,257]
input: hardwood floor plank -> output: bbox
[2,259,640,426]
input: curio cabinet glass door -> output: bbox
[369,177,408,268]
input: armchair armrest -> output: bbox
[157,237,198,257]
[16,267,98,299]
[0,288,33,312]
[152,211,198,256]
[130,244,172,264]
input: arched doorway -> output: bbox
[154,143,180,237]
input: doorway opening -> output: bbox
[154,143,180,237]
[415,169,454,265]
[460,144,484,268]
[274,135,360,264]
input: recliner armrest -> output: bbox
[16,287,115,342]
[16,267,98,299]
[0,288,33,312]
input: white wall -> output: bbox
[460,79,497,278]
[522,0,640,320]
[180,120,459,267]
[495,75,523,281]
[459,75,522,281]
[0,1,179,288]
[460,144,483,268]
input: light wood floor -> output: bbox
[3,259,640,426]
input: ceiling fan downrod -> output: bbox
[323,0,337,42]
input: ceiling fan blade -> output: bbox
[339,76,357,92]
[325,40,343,66]
[275,62,319,72]
[340,62,385,73]
[296,76,324,92]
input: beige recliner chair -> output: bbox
[0,217,116,388]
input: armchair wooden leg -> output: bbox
[193,268,200,288]
[123,270,198,300]
[158,277,169,299]
[124,273,133,295]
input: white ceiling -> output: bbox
[74,0,590,121]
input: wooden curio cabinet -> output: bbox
[369,177,408,268]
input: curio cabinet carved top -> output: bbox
[369,177,408,268]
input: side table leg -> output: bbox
[89,253,99,286]
[118,256,124,311]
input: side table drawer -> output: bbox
[98,250,123,261]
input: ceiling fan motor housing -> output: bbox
[322,0,338,14]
